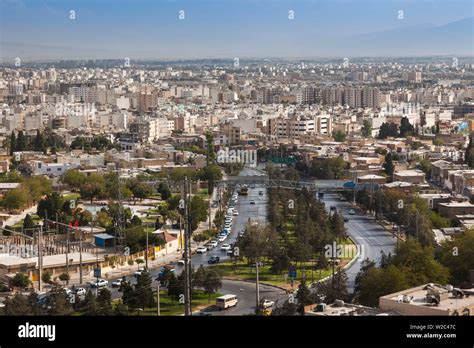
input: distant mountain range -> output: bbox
[342,17,474,56]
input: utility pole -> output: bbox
[37,223,43,292]
[145,223,149,269]
[183,178,192,316]
[79,229,83,285]
[156,283,160,316]
[256,259,260,312]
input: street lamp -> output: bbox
[37,220,44,292]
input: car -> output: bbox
[221,244,231,251]
[330,206,336,211]
[210,240,218,248]
[74,287,86,296]
[158,266,176,278]
[177,259,186,266]
[223,228,230,234]
[62,287,72,296]
[196,246,208,254]
[261,299,275,308]
[258,191,263,196]
[224,223,232,229]
[227,248,235,255]
[218,235,227,242]
[204,242,214,249]
[233,210,239,216]
[343,217,349,222]
[349,209,356,215]
[249,200,255,205]
[208,256,220,264]
[238,231,245,238]
[90,279,108,288]
[111,279,124,288]
[134,267,147,277]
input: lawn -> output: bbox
[63,193,81,201]
[211,259,333,289]
[114,289,222,316]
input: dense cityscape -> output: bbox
[0,0,473,346]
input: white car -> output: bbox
[134,268,146,277]
[349,209,356,215]
[221,244,231,251]
[210,240,218,247]
[262,299,275,308]
[63,288,72,296]
[196,246,208,254]
[90,279,108,288]
[178,259,186,266]
[218,235,227,242]
[74,287,86,296]
[111,279,123,288]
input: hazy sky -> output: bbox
[0,0,473,60]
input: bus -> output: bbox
[239,185,248,195]
[216,294,238,309]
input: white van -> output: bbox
[216,294,238,309]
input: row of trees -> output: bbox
[378,117,415,139]
[8,129,65,155]
[0,175,52,212]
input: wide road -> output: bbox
[105,166,279,315]
[321,193,397,291]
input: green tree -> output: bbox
[271,300,297,316]
[9,131,16,155]
[439,229,474,286]
[361,119,372,137]
[16,131,27,151]
[61,170,86,191]
[295,280,312,316]
[96,288,113,315]
[23,214,35,232]
[378,122,399,139]
[355,265,410,307]
[11,272,30,290]
[37,191,63,220]
[3,293,31,315]
[47,285,73,315]
[157,183,171,200]
[383,152,395,179]
[333,130,346,142]
[399,117,414,137]
[34,129,46,153]
[2,187,29,212]
[203,269,222,302]
[41,271,52,285]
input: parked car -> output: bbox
[134,267,147,277]
[89,279,108,288]
[111,279,124,288]
[210,240,218,248]
[218,235,227,242]
[177,259,186,266]
[196,246,208,254]
[261,299,275,308]
[349,209,356,215]
[208,256,220,264]
[221,244,231,251]
[249,200,256,205]
[258,191,263,196]
[74,287,86,296]
[233,210,239,216]
[343,217,349,222]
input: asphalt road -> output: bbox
[104,166,279,315]
[321,193,397,291]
